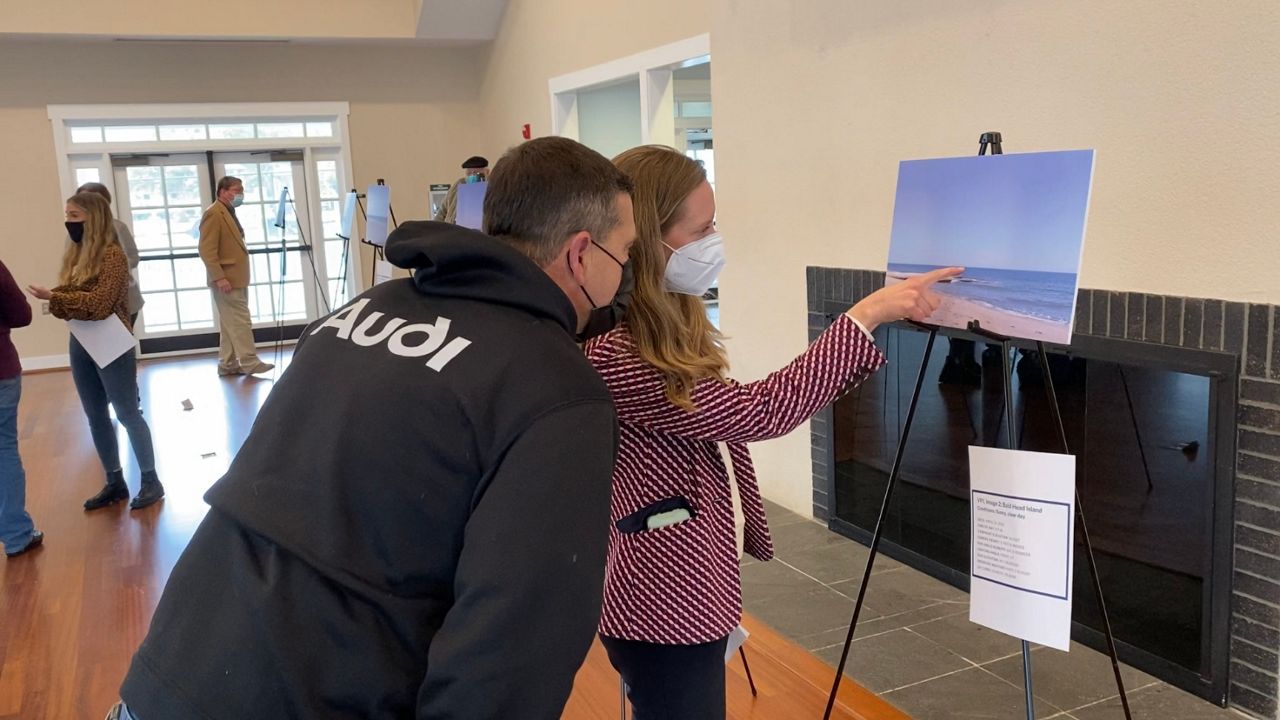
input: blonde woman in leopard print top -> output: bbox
[27,192,163,511]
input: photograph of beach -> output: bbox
[884,149,1095,345]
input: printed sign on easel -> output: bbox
[969,446,1076,651]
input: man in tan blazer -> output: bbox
[199,176,273,376]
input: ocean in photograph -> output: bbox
[889,263,1076,324]
[887,263,1078,341]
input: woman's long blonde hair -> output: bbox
[613,145,728,410]
[59,192,118,287]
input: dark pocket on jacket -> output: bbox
[615,496,695,534]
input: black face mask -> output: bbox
[570,239,625,310]
[66,221,85,244]
[576,258,634,343]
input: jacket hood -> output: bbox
[384,221,577,334]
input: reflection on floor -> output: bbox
[748,499,1241,720]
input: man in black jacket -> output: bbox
[118,137,636,719]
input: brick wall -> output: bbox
[806,267,1280,719]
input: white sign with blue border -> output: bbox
[969,446,1076,651]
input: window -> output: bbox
[104,126,158,143]
[256,123,306,139]
[158,124,209,141]
[70,126,103,144]
[123,161,212,332]
[223,160,308,323]
[678,101,713,118]
[208,123,255,140]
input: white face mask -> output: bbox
[663,231,725,296]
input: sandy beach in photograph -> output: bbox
[928,295,1068,340]
[886,274,1071,341]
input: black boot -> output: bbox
[84,470,129,510]
[130,471,165,510]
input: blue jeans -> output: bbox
[69,336,156,475]
[0,375,34,552]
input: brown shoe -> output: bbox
[217,365,241,377]
[241,362,276,375]
[6,530,43,558]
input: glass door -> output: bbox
[313,152,354,308]
[212,153,320,327]
[113,150,350,353]
[113,155,214,337]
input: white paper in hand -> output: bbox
[724,624,750,663]
[68,316,135,368]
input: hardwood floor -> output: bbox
[0,353,905,720]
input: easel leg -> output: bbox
[336,235,351,306]
[1000,341,1036,720]
[823,329,939,720]
[275,239,289,367]
[740,646,758,697]
[1036,342,1133,720]
[1022,639,1035,715]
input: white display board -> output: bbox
[455,182,487,231]
[365,183,391,247]
[885,150,1095,345]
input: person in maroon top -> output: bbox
[585,145,961,718]
[0,258,41,557]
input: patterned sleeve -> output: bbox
[587,314,886,444]
[49,245,129,322]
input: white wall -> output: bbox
[711,0,1280,520]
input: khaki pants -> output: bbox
[212,288,260,370]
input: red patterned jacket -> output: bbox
[585,314,886,645]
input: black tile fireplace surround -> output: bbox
[806,267,1280,719]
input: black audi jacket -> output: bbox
[121,222,619,719]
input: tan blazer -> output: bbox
[432,177,463,224]
[198,200,250,289]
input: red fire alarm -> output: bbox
[521,123,532,140]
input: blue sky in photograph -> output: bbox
[886,150,1094,274]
